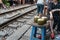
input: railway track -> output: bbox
[0,5,31,20]
[0,5,37,40]
[0,4,34,14]
[0,5,37,28]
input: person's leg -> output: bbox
[53,21,57,29]
[9,1,11,6]
[14,1,18,5]
[2,3,6,8]
[37,4,44,17]
[0,3,2,8]
[57,18,60,32]
[39,4,44,17]
[10,0,13,6]
[44,6,48,15]
[53,15,58,30]
[37,4,40,15]
[0,3,6,8]
[57,24,60,31]
[40,4,44,14]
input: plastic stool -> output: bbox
[30,25,46,40]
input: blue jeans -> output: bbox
[37,4,44,14]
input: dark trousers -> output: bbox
[0,3,4,8]
[0,3,2,7]
[30,0,34,4]
[37,4,44,14]
[53,15,60,31]
[13,1,18,5]
[8,0,13,6]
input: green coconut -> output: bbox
[34,16,39,23]
[37,18,45,25]
[42,16,48,23]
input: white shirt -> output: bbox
[37,0,44,4]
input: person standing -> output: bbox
[8,0,14,6]
[37,0,46,17]
[49,0,60,33]
[30,0,34,4]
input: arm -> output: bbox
[51,9,60,12]
[49,9,60,20]
[49,11,53,20]
[49,11,55,34]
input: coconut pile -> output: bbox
[34,16,48,25]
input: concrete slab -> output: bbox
[20,27,32,40]
[3,28,14,36]
[0,19,10,25]
[26,19,33,25]
[8,22,22,29]
[23,16,32,19]
[17,23,24,27]
[8,24,18,29]
[0,37,5,40]
[6,24,31,40]
[4,13,20,19]
[20,35,30,40]
[17,19,26,23]
[12,22,19,24]
[0,37,2,40]
[0,31,7,37]
[6,29,14,36]
[27,14,34,16]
